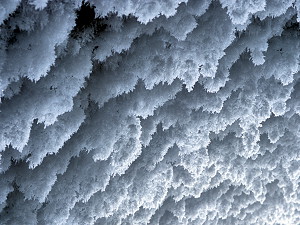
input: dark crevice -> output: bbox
[74,1,96,31]
[71,1,108,39]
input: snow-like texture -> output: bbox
[1,0,300,224]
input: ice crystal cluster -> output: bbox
[1,0,300,224]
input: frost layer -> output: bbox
[1,0,300,224]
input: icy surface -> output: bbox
[1,0,300,224]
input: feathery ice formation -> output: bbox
[1,0,300,224]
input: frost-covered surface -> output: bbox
[1,0,300,224]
